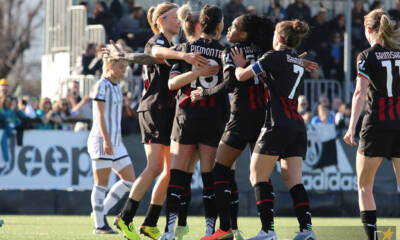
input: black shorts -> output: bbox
[358,128,400,159]
[222,121,263,151]
[138,108,175,146]
[253,126,307,159]
[171,115,225,147]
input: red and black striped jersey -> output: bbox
[357,44,400,130]
[252,49,305,131]
[137,33,178,112]
[170,38,229,119]
[201,42,267,126]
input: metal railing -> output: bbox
[85,25,106,46]
[60,75,97,98]
[303,79,343,109]
[67,6,87,70]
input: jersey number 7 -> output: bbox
[289,64,304,99]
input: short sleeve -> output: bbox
[252,50,275,76]
[356,51,371,81]
[93,80,107,102]
[170,62,184,75]
[222,48,235,72]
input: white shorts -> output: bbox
[88,137,132,171]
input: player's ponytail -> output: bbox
[147,6,157,34]
[364,9,400,50]
[177,4,200,40]
[239,14,274,52]
[276,19,309,49]
[199,5,223,35]
[147,2,178,34]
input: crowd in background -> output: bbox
[1,0,399,138]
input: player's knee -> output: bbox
[122,180,134,192]
[145,165,163,178]
[249,172,257,186]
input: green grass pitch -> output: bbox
[0,216,399,240]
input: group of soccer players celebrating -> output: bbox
[87,1,400,240]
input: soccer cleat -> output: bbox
[232,229,245,240]
[246,230,277,240]
[93,225,116,234]
[159,231,175,240]
[140,225,161,240]
[113,216,140,240]
[175,225,189,240]
[201,228,233,240]
[293,230,316,240]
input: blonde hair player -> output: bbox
[87,46,135,234]
[343,9,400,240]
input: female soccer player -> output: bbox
[160,5,228,240]
[343,9,400,240]
[233,20,315,240]
[190,14,274,240]
[87,47,135,235]
[114,3,207,240]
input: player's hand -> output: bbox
[190,87,204,102]
[195,64,220,77]
[299,52,319,72]
[343,128,357,146]
[103,139,114,155]
[230,47,247,67]
[183,52,209,67]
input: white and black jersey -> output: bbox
[89,78,123,148]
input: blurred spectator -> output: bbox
[110,0,123,20]
[265,0,286,24]
[53,98,81,131]
[389,0,400,28]
[369,0,382,11]
[311,104,335,125]
[75,42,96,75]
[303,111,312,124]
[36,98,59,129]
[116,7,140,49]
[327,31,344,83]
[286,0,311,22]
[298,95,309,116]
[352,0,366,46]
[331,97,343,114]
[88,1,114,41]
[0,78,9,98]
[67,81,82,108]
[335,103,351,135]
[223,0,247,34]
[121,0,135,16]
[247,6,257,16]
[18,98,36,119]
[329,14,345,35]
[72,96,92,132]
[117,6,151,50]
[307,8,330,66]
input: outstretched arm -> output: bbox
[152,45,209,66]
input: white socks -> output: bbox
[91,185,107,228]
[103,180,133,215]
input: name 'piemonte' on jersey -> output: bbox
[171,38,228,118]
